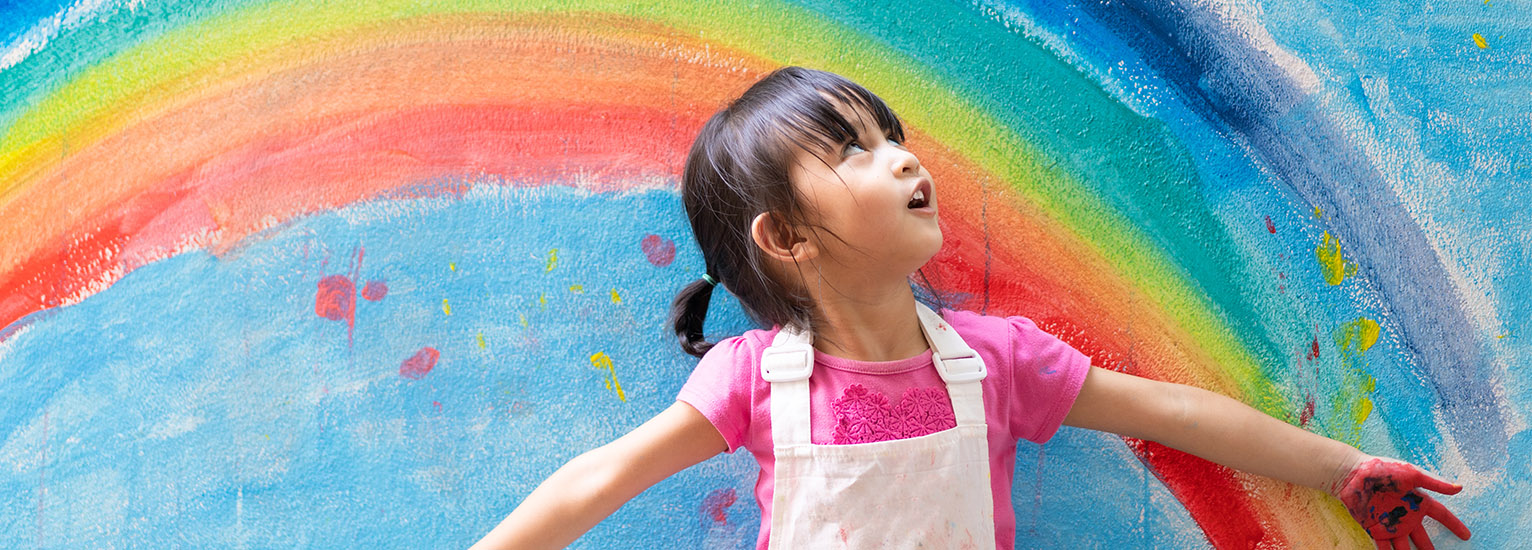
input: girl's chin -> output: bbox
[907,238,944,270]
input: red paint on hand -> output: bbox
[1333,457,1471,549]
[641,234,676,267]
[400,347,440,380]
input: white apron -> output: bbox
[762,302,996,549]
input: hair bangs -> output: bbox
[768,81,907,162]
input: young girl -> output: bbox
[470,67,1471,550]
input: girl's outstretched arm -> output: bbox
[469,401,726,550]
[1062,366,1470,550]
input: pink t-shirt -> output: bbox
[676,308,1092,549]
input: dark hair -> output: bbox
[669,66,931,358]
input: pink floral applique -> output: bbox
[831,384,955,444]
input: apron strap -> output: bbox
[765,324,815,448]
[914,302,988,428]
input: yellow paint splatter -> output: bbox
[519,314,528,328]
[538,293,547,310]
[1353,376,1377,427]
[1312,206,1323,219]
[449,262,456,272]
[1337,318,1381,353]
[1473,33,1488,49]
[1353,395,1374,426]
[442,298,451,315]
[569,284,584,294]
[610,289,622,304]
[546,249,559,272]
[589,352,627,402]
[1315,231,1358,285]
[1331,319,1381,445]
[477,332,486,349]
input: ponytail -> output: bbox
[670,276,718,358]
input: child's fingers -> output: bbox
[1421,495,1472,540]
[1391,534,1410,550]
[1373,538,1392,550]
[1407,467,1463,495]
[1409,529,1435,550]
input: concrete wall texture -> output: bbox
[1,0,1527,547]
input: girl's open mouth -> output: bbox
[908,179,933,210]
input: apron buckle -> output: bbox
[761,343,815,382]
[934,353,987,382]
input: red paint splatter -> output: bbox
[361,280,388,301]
[641,234,676,267]
[701,488,737,523]
[400,347,440,380]
[315,275,356,321]
[312,248,369,345]
[1300,398,1316,426]
[1265,215,1276,234]
[1308,337,1321,361]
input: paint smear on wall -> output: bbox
[361,280,388,301]
[702,488,738,523]
[315,275,356,322]
[401,347,440,380]
[1331,318,1382,445]
[589,351,626,402]
[1315,231,1357,285]
[642,234,676,267]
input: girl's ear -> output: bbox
[750,212,817,263]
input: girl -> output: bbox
[470,67,1471,550]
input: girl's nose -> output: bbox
[891,147,920,175]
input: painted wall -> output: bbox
[1,0,1526,547]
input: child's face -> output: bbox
[787,101,942,276]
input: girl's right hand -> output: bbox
[1329,456,1471,550]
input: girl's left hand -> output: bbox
[1330,456,1471,550]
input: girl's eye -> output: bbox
[842,135,904,156]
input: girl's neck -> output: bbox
[805,275,929,362]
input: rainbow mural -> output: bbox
[2,0,1527,547]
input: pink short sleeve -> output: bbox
[676,336,756,453]
[1005,316,1092,444]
